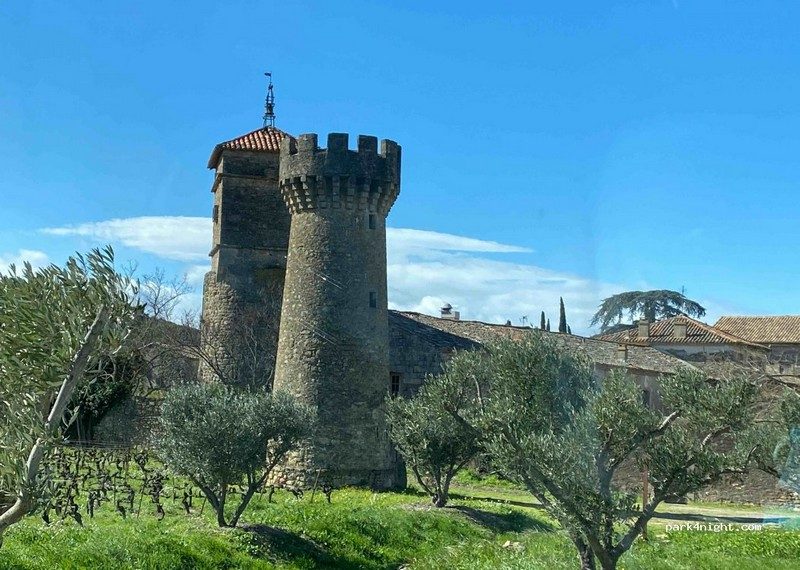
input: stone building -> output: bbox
[593,314,800,504]
[200,127,292,387]
[595,316,768,362]
[272,133,402,489]
[715,316,800,377]
[200,126,404,489]
[388,309,694,410]
[197,124,700,491]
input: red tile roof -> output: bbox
[715,316,800,344]
[207,127,293,168]
[595,316,767,349]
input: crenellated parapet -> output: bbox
[279,133,400,216]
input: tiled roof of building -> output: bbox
[207,126,293,168]
[715,316,800,344]
[595,316,766,349]
[389,311,478,351]
[393,311,696,375]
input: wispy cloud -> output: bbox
[184,264,211,286]
[0,249,50,273]
[387,228,532,254]
[41,216,620,333]
[42,217,211,262]
[387,241,620,332]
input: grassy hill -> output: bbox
[2,475,799,569]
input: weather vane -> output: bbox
[263,72,276,128]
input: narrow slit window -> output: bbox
[212,204,219,223]
[368,213,376,229]
[369,291,377,308]
[390,373,401,397]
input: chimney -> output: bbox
[673,318,687,340]
[617,344,628,361]
[637,319,650,339]
[440,303,460,321]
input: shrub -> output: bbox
[157,384,313,527]
[386,357,482,506]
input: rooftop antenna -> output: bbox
[263,72,276,128]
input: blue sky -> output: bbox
[1,1,798,332]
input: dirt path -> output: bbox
[451,486,799,526]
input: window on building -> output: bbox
[368,213,376,229]
[641,388,651,408]
[212,204,219,223]
[390,373,401,397]
[369,291,377,308]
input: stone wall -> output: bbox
[389,325,450,398]
[613,455,799,506]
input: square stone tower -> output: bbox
[200,126,293,388]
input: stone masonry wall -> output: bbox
[388,321,454,398]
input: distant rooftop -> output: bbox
[207,126,293,168]
[392,311,696,376]
[595,316,766,350]
[715,316,800,344]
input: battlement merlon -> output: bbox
[279,133,401,215]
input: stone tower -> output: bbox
[273,133,401,489]
[199,127,292,388]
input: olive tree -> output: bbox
[439,334,763,570]
[0,247,136,546]
[741,387,800,488]
[157,384,313,527]
[386,354,483,507]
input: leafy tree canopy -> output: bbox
[0,247,136,545]
[437,334,762,569]
[387,354,483,507]
[591,290,706,333]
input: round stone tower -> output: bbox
[273,132,401,489]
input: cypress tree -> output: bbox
[540,311,546,331]
[558,297,568,333]
[546,318,551,332]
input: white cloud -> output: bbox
[386,243,621,334]
[42,217,211,262]
[0,249,50,273]
[40,216,619,334]
[184,264,211,286]
[386,228,532,254]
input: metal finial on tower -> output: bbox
[263,72,276,128]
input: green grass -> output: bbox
[2,483,800,569]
